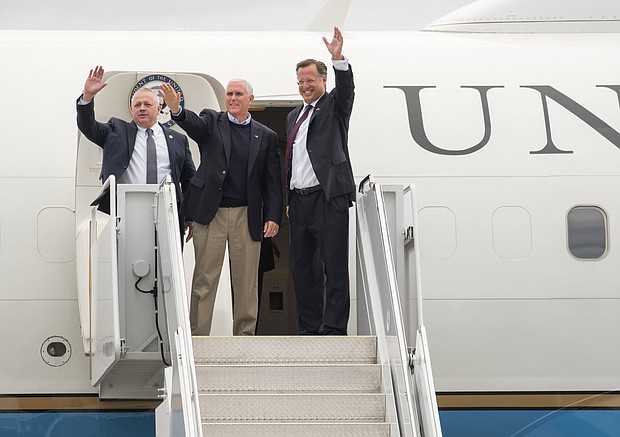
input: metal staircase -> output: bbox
[79,174,442,437]
[194,336,390,436]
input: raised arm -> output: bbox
[82,66,108,102]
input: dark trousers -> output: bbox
[289,191,350,335]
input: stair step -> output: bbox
[200,393,386,422]
[193,336,377,364]
[202,422,390,436]
[98,353,164,399]
[196,363,382,393]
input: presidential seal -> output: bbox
[129,74,184,128]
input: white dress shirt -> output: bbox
[118,123,171,184]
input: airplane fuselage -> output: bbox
[1,29,619,399]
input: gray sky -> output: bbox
[0,0,475,31]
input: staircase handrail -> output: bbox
[154,176,202,437]
[89,175,120,385]
[357,175,442,437]
[404,184,442,436]
[357,174,420,436]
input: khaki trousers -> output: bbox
[190,207,261,336]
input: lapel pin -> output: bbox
[255,134,259,138]
[168,134,173,139]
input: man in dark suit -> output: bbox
[76,66,196,243]
[285,27,355,335]
[160,79,282,336]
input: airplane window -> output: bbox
[567,207,607,260]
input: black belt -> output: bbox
[292,185,322,196]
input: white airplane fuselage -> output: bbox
[1,26,619,399]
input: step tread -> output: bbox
[202,422,391,437]
[196,363,382,393]
[200,393,386,422]
[193,335,377,364]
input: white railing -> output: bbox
[356,175,442,437]
[154,176,202,437]
[89,176,120,385]
[405,184,442,437]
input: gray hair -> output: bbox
[131,87,160,107]
[227,79,253,96]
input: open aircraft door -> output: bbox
[74,71,224,395]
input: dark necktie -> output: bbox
[283,104,313,188]
[146,128,158,184]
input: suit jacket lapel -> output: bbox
[248,122,261,178]
[162,125,178,182]
[309,94,327,123]
[288,106,303,133]
[218,113,232,165]
[128,121,138,160]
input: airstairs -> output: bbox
[193,335,388,435]
[76,174,442,436]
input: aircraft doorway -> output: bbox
[75,70,301,337]
[250,103,299,335]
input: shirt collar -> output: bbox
[137,123,162,135]
[305,92,325,108]
[227,112,252,125]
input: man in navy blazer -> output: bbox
[285,27,355,335]
[160,79,282,336]
[76,66,196,243]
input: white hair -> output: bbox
[131,87,160,106]
[227,79,253,95]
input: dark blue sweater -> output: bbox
[220,121,250,207]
